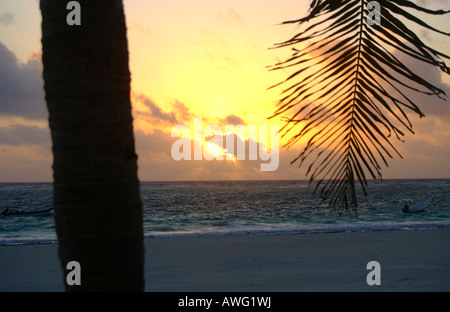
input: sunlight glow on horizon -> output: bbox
[0,0,449,181]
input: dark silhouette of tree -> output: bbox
[40,0,145,291]
[269,0,449,212]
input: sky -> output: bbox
[0,0,449,182]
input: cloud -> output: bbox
[269,34,450,180]
[217,8,246,26]
[391,48,450,120]
[0,12,14,25]
[367,47,450,178]
[131,94,213,130]
[0,123,52,182]
[134,128,174,155]
[0,124,51,147]
[132,93,178,125]
[128,21,156,38]
[0,145,52,182]
[143,98,177,123]
[192,31,241,72]
[0,42,47,120]
[135,127,303,181]
[219,114,246,125]
[172,100,194,123]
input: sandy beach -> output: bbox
[0,228,449,292]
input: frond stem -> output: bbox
[344,0,367,209]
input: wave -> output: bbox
[2,221,449,246]
[144,220,450,238]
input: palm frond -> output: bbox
[269,0,449,212]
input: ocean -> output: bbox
[1,179,449,245]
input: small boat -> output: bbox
[402,202,427,213]
[0,207,53,216]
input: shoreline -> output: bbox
[2,224,450,247]
[0,228,449,291]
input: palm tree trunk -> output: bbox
[40,0,145,291]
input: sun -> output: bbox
[202,137,236,161]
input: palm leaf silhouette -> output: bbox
[269,0,449,212]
